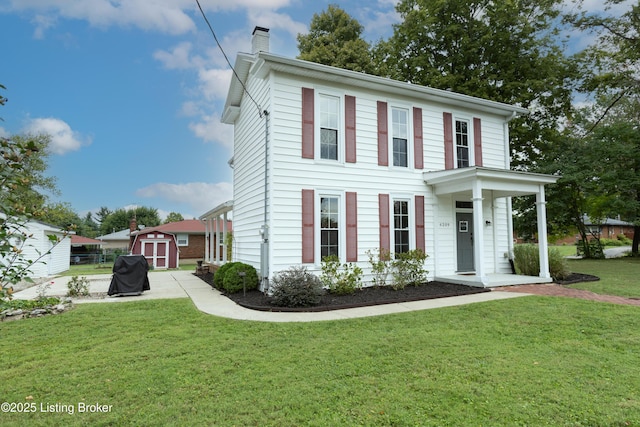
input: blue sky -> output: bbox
[0,0,400,221]
[0,0,624,221]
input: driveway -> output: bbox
[604,246,632,258]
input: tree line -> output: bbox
[297,0,639,256]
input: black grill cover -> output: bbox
[108,255,151,296]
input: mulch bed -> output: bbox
[194,271,600,312]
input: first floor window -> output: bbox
[320,196,339,258]
[394,200,410,254]
[176,234,188,246]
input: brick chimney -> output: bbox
[252,26,270,54]
[129,216,137,252]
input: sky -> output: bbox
[0,0,626,221]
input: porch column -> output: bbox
[213,217,219,265]
[472,179,487,285]
[536,185,551,279]
[222,211,228,263]
[204,219,210,263]
[208,218,215,264]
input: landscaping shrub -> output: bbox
[366,248,392,287]
[513,244,570,281]
[222,263,259,294]
[213,262,240,290]
[67,276,90,297]
[270,266,324,307]
[391,249,429,290]
[320,255,363,295]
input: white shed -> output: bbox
[19,220,71,279]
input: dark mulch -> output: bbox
[554,273,600,285]
[194,271,600,312]
[195,272,489,312]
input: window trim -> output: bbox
[453,115,475,168]
[315,91,344,163]
[176,233,189,247]
[315,191,345,264]
[389,195,414,255]
[388,104,413,169]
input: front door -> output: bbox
[456,212,474,272]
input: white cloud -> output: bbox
[246,9,307,39]
[189,114,234,146]
[0,127,9,138]
[22,117,91,155]
[198,68,232,101]
[153,42,196,69]
[136,181,233,216]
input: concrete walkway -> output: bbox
[12,270,530,323]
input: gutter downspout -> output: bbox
[505,111,517,270]
[260,110,270,291]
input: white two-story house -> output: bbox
[201,27,559,289]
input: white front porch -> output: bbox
[424,166,560,287]
[436,273,553,288]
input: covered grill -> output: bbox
[108,255,151,296]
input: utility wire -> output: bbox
[195,0,263,118]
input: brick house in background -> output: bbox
[130,219,230,269]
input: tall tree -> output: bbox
[164,212,184,224]
[297,4,374,73]
[94,206,112,226]
[377,0,578,170]
[99,206,160,236]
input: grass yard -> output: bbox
[567,257,640,298]
[61,263,196,277]
[1,295,639,426]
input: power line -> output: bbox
[195,0,263,118]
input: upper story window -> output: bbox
[319,94,340,160]
[456,119,470,168]
[392,107,409,167]
[320,195,340,258]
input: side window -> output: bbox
[320,196,340,258]
[319,94,340,160]
[392,107,409,167]
[393,200,410,254]
[456,119,470,168]
[177,233,189,246]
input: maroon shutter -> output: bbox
[346,192,358,262]
[413,107,424,169]
[302,189,314,263]
[345,95,356,163]
[474,117,483,167]
[377,101,388,166]
[443,112,454,170]
[415,195,425,252]
[378,194,390,253]
[302,87,314,159]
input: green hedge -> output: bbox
[222,263,259,294]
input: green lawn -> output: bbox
[567,257,640,298]
[61,263,196,276]
[1,292,639,424]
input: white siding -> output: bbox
[231,67,513,284]
[18,222,71,279]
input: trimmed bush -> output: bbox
[213,262,240,290]
[270,266,324,307]
[320,255,363,295]
[513,244,570,281]
[222,263,259,294]
[391,249,429,290]
[67,276,90,297]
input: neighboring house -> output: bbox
[554,216,636,245]
[70,235,103,264]
[201,27,559,289]
[95,229,130,251]
[130,219,230,269]
[2,220,71,279]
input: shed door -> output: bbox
[456,212,474,272]
[142,240,169,269]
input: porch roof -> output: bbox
[423,167,560,198]
[199,200,233,221]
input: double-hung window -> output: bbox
[319,94,340,160]
[392,107,409,167]
[456,119,470,168]
[393,200,410,254]
[320,196,340,258]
